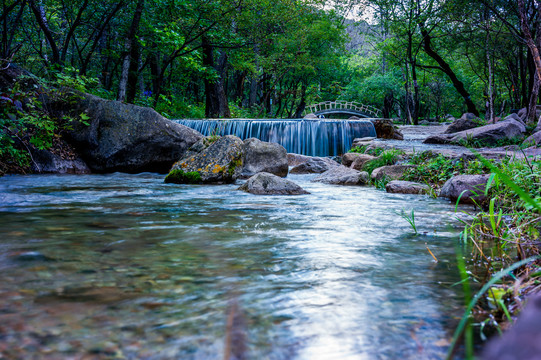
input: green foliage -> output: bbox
[403,153,464,186]
[362,149,403,175]
[164,169,202,184]
[348,145,385,157]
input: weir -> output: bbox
[175,119,377,157]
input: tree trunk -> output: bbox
[202,36,231,118]
[118,0,144,102]
[518,0,541,124]
[419,26,479,116]
[293,83,307,118]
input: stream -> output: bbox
[0,172,466,359]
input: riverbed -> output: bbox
[0,173,466,359]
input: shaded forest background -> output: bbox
[2,0,541,123]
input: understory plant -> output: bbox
[0,70,92,175]
[362,149,404,175]
[449,153,541,359]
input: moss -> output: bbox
[164,169,202,184]
[227,154,243,177]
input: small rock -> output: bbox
[312,166,369,185]
[290,156,339,174]
[238,172,309,195]
[12,251,54,262]
[350,154,377,171]
[371,165,414,181]
[385,180,431,195]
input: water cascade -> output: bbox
[175,119,377,156]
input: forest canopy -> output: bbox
[2,0,541,123]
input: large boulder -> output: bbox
[167,135,243,184]
[68,93,202,173]
[312,166,369,185]
[385,180,430,195]
[482,294,541,360]
[31,148,90,174]
[372,119,403,140]
[371,165,414,181]
[238,172,309,195]
[290,156,340,174]
[523,131,541,147]
[240,138,288,178]
[439,174,490,205]
[444,117,479,134]
[424,121,525,146]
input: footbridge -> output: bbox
[304,100,382,118]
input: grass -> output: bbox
[362,149,404,175]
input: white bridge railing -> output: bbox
[304,100,382,118]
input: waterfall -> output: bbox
[174,119,376,157]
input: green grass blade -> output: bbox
[446,256,540,360]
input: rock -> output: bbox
[443,117,479,134]
[342,152,365,167]
[240,138,288,178]
[68,93,203,173]
[371,165,414,181]
[419,120,430,125]
[504,113,523,123]
[502,118,527,133]
[523,131,541,147]
[385,180,430,195]
[304,113,318,119]
[31,147,91,174]
[238,172,309,195]
[439,174,490,205]
[287,153,311,167]
[424,121,525,146]
[312,166,369,185]
[460,112,478,121]
[350,154,377,171]
[167,135,243,184]
[482,294,541,360]
[351,137,376,148]
[372,119,404,140]
[290,156,340,174]
[349,116,361,120]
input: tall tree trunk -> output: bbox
[118,0,144,102]
[126,39,141,104]
[419,26,479,116]
[202,36,230,118]
[518,0,541,125]
[293,83,307,118]
[29,0,60,65]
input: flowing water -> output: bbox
[0,173,466,359]
[175,119,377,157]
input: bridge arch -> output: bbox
[304,100,382,118]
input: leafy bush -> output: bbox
[362,149,403,175]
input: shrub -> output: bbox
[362,149,403,175]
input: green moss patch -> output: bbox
[164,169,202,184]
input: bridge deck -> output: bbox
[304,100,381,118]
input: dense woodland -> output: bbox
[2,0,541,123]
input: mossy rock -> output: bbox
[164,169,202,184]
